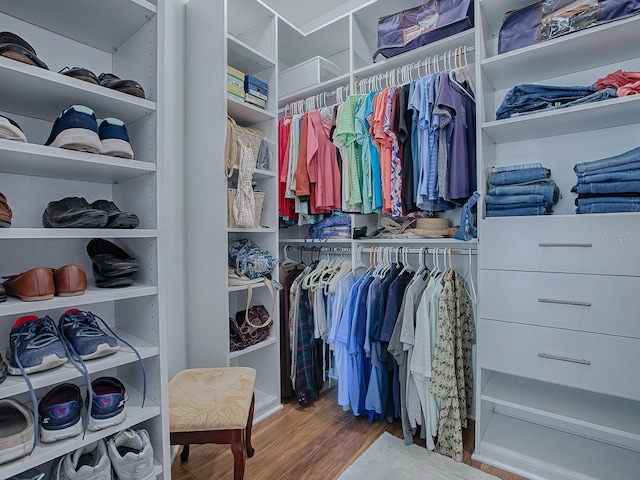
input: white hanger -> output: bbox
[464,248,477,304]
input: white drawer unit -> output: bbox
[479,319,640,402]
[479,215,640,276]
[479,269,640,338]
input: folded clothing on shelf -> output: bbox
[486,163,559,217]
[572,146,640,213]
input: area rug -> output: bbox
[338,432,499,480]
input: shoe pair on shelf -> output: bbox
[60,67,146,99]
[50,429,155,480]
[2,265,87,302]
[45,105,134,159]
[43,197,139,229]
[87,238,139,288]
[0,31,47,70]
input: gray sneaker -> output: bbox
[107,429,155,480]
[50,439,112,480]
[0,398,34,465]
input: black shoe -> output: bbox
[43,197,108,228]
[0,282,6,302]
[0,357,7,385]
[98,73,145,99]
[90,200,139,229]
[59,66,99,85]
[93,268,135,288]
[0,31,48,69]
[87,238,138,279]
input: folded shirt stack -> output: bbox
[572,146,640,214]
[486,163,560,217]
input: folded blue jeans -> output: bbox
[485,193,546,205]
[577,169,640,184]
[487,182,560,204]
[577,196,640,205]
[486,205,549,217]
[576,202,640,214]
[487,201,551,212]
[496,84,617,120]
[572,180,640,195]
[454,191,480,241]
[493,162,543,173]
[489,167,551,187]
[574,147,640,175]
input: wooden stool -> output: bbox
[169,367,256,480]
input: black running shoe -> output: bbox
[42,197,108,228]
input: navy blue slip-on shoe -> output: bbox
[90,199,139,229]
[45,105,102,154]
[87,376,126,431]
[38,383,82,443]
[97,118,134,159]
[59,66,99,85]
[98,73,145,98]
[42,197,108,228]
[58,309,119,361]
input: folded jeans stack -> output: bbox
[496,83,617,120]
[572,146,640,214]
[486,163,559,217]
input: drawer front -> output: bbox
[479,319,640,401]
[479,270,640,338]
[479,215,640,275]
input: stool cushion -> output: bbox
[169,367,256,431]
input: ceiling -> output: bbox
[260,0,376,34]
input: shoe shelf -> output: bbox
[0,380,161,479]
[0,329,159,399]
[0,284,158,317]
[0,58,156,126]
[0,229,158,240]
[0,0,157,53]
[0,139,155,183]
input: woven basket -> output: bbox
[227,189,265,228]
[225,116,264,177]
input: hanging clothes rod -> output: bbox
[283,83,351,116]
[356,44,476,94]
[358,246,476,255]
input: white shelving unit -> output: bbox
[185,0,282,423]
[474,1,640,478]
[0,1,169,479]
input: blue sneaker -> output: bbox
[98,117,133,159]
[58,309,119,360]
[45,105,102,153]
[87,376,126,431]
[6,315,68,375]
[37,383,82,443]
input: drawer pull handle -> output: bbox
[538,243,592,248]
[537,353,591,365]
[538,298,592,307]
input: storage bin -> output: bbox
[279,56,343,97]
[227,189,265,228]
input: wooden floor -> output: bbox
[171,387,528,480]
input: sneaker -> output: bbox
[0,398,34,466]
[0,115,27,142]
[86,238,139,286]
[0,192,12,227]
[87,377,126,431]
[59,309,119,361]
[90,200,139,229]
[98,73,145,99]
[50,439,112,480]
[6,315,68,375]
[107,429,155,480]
[43,197,108,228]
[45,105,102,154]
[0,357,7,384]
[38,383,82,443]
[8,468,45,480]
[59,66,99,85]
[97,118,134,159]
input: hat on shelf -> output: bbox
[408,217,458,238]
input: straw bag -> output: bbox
[225,115,265,177]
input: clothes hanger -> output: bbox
[464,248,477,304]
[448,47,476,103]
[352,245,368,272]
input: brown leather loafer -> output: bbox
[3,267,55,301]
[0,192,11,227]
[53,264,87,297]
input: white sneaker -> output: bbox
[107,429,155,480]
[0,398,34,466]
[50,439,112,480]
